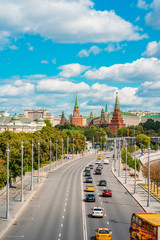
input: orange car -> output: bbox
[95,228,112,240]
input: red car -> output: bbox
[102,189,112,197]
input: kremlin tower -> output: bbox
[71,93,83,126]
[60,110,66,125]
[108,92,125,134]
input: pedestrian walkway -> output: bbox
[112,160,160,214]
[0,156,80,239]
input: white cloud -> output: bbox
[143,41,160,57]
[135,16,140,22]
[58,63,90,78]
[0,0,147,45]
[78,46,102,58]
[28,46,34,51]
[137,81,160,97]
[9,45,19,50]
[36,78,90,93]
[104,43,122,53]
[0,81,34,97]
[52,58,56,64]
[118,87,142,106]
[41,60,49,64]
[84,57,160,82]
[137,0,149,10]
[0,31,11,50]
[145,0,160,29]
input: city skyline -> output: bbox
[0,0,160,116]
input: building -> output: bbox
[108,92,125,134]
[60,110,67,125]
[0,114,46,133]
[71,94,83,126]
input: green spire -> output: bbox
[105,102,108,112]
[115,92,120,110]
[61,110,65,119]
[75,93,79,107]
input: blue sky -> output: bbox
[0,0,160,117]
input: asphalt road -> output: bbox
[83,152,143,240]
[2,153,143,240]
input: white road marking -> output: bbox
[61,224,63,227]
[62,216,64,219]
[107,221,109,225]
[65,203,67,206]
[64,209,66,212]
[59,233,61,237]
[20,218,34,220]
[7,236,24,238]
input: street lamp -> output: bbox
[134,138,137,193]
[6,144,10,219]
[21,141,24,202]
[62,138,63,164]
[73,138,74,160]
[114,139,117,171]
[50,139,52,171]
[93,136,94,154]
[84,136,86,153]
[125,140,128,184]
[37,140,40,183]
[67,136,69,161]
[147,142,150,207]
[101,136,102,153]
[118,138,121,177]
[56,139,58,167]
[31,141,34,191]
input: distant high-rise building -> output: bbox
[71,93,83,126]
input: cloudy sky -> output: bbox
[0,0,160,117]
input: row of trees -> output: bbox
[0,121,86,189]
[142,162,160,194]
[121,147,140,172]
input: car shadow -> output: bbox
[90,236,95,240]
[88,213,92,218]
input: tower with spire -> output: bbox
[71,93,83,126]
[60,110,66,125]
[108,92,125,134]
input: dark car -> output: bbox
[85,193,95,202]
[89,164,94,169]
[95,168,101,175]
[102,189,112,197]
[98,163,103,169]
[99,180,107,186]
[85,167,90,172]
[85,170,91,176]
[86,177,93,183]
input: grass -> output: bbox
[140,183,160,201]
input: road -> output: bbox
[2,153,143,240]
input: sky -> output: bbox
[0,0,160,117]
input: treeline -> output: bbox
[121,147,140,172]
[0,121,85,189]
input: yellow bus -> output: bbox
[129,212,160,240]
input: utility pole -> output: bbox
[147,142,150,207]
[118,138,121,177]
[31,141,34,191]
[73,138,74,160]
[114,138,117,171]
[125,140,127,184]
[62,138,63,164]
[21,141,24,202]
[101,136,102,153]
[6,144,10,219]
[50,139,52,171]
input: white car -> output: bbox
[96,160,101,164]
[92,207,104,218]
[104,158,109,164]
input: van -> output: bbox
[104,158,109,164]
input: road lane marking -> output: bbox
[64,209,66,212]
[62,216,64,219]
[59,233,61,237]
[7,236,24,238]
[61,224,63,227]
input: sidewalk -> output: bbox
[0,155,80,239]
[112,160,160,214]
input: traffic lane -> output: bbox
[2,156,94,240]
[85,159,143,240]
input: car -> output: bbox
[85,193,95,202]
[98,163,103,169]
[104,159,109,164]
[99,180,107,186]
[89,164,94,169]
[92,207,103,218]
[95,228,112,240]
[95,168,102,175]
[86,184,95,192]
[86,177,93,183]
[96,160,101,164]
[85,166,90,172]
[97,156,102,160]
[102,189,112,197]
[85,170,91,176]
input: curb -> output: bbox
[111,163,147,212]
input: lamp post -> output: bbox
[147,142,150,207]
[118,138,121,177]
[21,141,24,202]
[56,139,58,167]
[93,136,94,154]
[73,138,74,160]
[134,139,137,193]
[6,144,10,219]
[125,140,127,184]
[114,138,116,171]
[101,136,102,153]
[84,136,86,153]
[37,140,40,183]
[50,139,52,171]
[67,136,69,161]
[31,141,34,191]
[62,138,63,164]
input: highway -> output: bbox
[2,153,143,240]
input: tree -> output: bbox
[136,134,150,151]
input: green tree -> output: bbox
[136,134,150,151]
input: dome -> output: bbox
[11,114,20,121]
[35,117,44,122]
